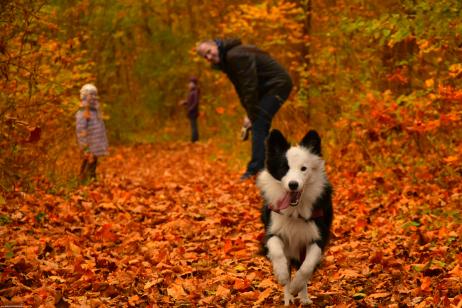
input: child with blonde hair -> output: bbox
[75,84,108,182]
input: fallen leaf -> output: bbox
[368,292,390,299]
[255,288,272,305]
[167,284,187,299]
[258,278,275,289]
[215,285,231,298]
[420,277,432,292]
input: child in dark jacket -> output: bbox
[180,77,200,142]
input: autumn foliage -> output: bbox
[1,142,461,306]
[1,0,461,306]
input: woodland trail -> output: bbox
[1,142,461,307]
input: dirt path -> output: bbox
[1,142,460,307]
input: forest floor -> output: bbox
[1,142,461,307]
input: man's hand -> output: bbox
[240,116,252,141]
[242,116,252,129]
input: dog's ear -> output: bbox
[300,130,322,156]
[266,129,290,155]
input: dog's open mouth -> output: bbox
[289,191,302,206]
[271,191,302,211]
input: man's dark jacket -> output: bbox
[215,39,292,121]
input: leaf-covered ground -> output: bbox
[1,142,461,307]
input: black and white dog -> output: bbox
[257,129,333,306]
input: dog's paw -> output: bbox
[283,293,295,306]
[289,271,308,295]
[300,296,313,306]
[284,285,296,306]
[298,286,312,306]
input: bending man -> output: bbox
[197,38,293,180]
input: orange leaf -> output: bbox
[339,269,363,278]
[128,295,140,306]
[354,219,368,231]
[215,107,225,114]
[449,264,461,277]
[68,242,81,256]
[368,292,390,299]
[215,285,231,298]
[258,278,275,289]
[167,284,187,299]
[233,278,250,291]
[443,155,459,164]
[223,239,232,254]
[99,224,118,242]
[255,288,272,305]
[420,277,432,292]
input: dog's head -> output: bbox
[258,129,325,211]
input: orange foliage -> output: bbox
[1,1,461,305]
[0,2,93,189]
[1,142,461,306]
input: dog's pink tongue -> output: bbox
[270,191,303,211]
[274,193,291,211]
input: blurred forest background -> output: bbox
[1,0,461,191]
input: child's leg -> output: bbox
[79,158,89,181]
[89,156,98,180]
[190,118,199,142]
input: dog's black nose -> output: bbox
[288,181,299,191]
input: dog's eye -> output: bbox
[301,166,307,172]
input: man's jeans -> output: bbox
[246,91,290,174]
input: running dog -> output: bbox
[257,129,333,306]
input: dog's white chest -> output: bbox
[270,212,320,260]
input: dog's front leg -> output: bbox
[267,236,290,285]
[289,242,322,301]
[267,236,293,306]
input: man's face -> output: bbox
[197,42,220,64]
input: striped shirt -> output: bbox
[75,97,108,156]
